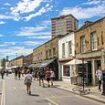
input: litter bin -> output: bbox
[102,71,105,95]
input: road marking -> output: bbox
[48,95,78,99]
[48,103,52,105]
[1,80,5,105]
[46,98,59,105]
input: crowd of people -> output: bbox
[24,67,55,95]
[0,65,104,95]
[0,66,55,95]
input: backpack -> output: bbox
[26,78,32,83]
[25,75,32,84]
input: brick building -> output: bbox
[75,17,105,85]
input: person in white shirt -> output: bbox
[96,66,102,91]
[24,71,32,95]
[50,68,55,86]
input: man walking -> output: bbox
[96,66,102,91]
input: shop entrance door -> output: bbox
[86,61,92,85]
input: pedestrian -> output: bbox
[45,67,51,87]
[32,71,36,80]
[18,69,21,79]
[1,70,5,79]
[21,68,24,77]
[24,71,32,95]
[14,68,18,79]
[96,66,102,91]
[38,68,45,87]
[50,68,55,86]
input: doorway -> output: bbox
[86,61,92,85]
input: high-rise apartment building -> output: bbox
[51,14,78,38]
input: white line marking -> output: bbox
[1,80,5,105]
[48,103,52,105]
[46,98,59,105]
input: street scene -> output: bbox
[0,74,104,105]
[0,0,105,105]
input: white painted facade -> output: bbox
[58,32,76,82]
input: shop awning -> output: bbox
[11,66,18,68]
[28,63,41,68]
[40,59,55,68]
[64,58,87,65]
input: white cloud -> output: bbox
[24,7,46,21]
[41,20,51,25]
[83,0,104,5]
[0,42,16,47]
[4,42,16,46]
[11,0,43,14]
[10,0,53,21]
[60,0,105,19]
[17,26,46,36]
[4,3,11,6]
[23,41,43,46]
[0,47,33,59]
[24,5,53,21]
[16,20,51,36]
[0,14,12,20]
[0,14,18,21]
[0,0,53,21]
[0,21,6,25]
[28,34,51,39]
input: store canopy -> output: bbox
[40,59,55,68]
[11,66,18,68]
[65,58,87,65]
[28,63,41,68]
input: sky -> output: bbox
[0,0,105,60]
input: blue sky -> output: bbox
[0,0,105,60]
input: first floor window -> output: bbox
[68,41,72,55]
[80,36,85,53]
[91,32,97,51]
[62,43,65,57]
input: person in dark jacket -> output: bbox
[1,70,5,79]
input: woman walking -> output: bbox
[24,71,32,95]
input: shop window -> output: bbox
[63,65,70,76]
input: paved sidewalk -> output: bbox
[51,81,105,104]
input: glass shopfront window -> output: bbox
[63,65,70,76]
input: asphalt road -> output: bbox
[0,74,104,105]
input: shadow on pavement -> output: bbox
[30,94,40,97]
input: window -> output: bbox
[101,32,104,45]
[68,41,72,55]
[91,32,97,51]
[80,36,85,53]
[53,48,56,56]
[49,49,52,57]
[62,43,65,57]
[46,50,48,59]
